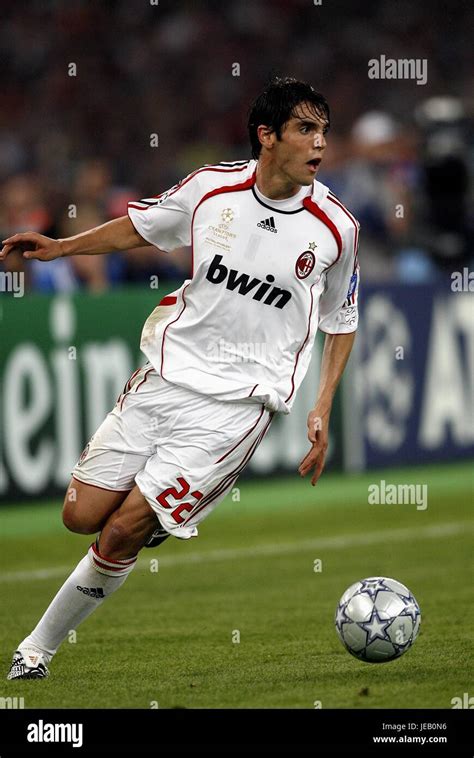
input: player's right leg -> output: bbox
[7,485,160,681]
[61,477,130,535]
[6,481,134,679]
[61,476,168,547]
[7,363,159,680]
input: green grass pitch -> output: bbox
[1,461,473,709]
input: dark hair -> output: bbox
[247,76,330,159]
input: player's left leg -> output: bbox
[97,484,159,558]
[7,487,160,680]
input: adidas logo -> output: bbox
[76,585,105,599]
[257,217,277,233]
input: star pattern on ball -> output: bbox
[335,602,350,628]
[359,607,393,645]
[399,596,420,623]
[395,589,412,603]
[356,578,389,601]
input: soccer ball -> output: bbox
[335,576,421,663]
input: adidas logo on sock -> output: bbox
[76,585,105,599]
[257,216,277,233]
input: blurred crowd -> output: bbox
[1,0,472,292]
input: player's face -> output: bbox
[275,102,328,186]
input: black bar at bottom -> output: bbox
[0,708,472,755]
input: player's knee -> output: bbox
[99,506,157,557]
[98,518,134,556]
[62,501,100,535]
[102,517,133,547]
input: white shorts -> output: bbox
[72,363,273,539]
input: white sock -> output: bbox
[19,540,137,661]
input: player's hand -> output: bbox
[298,407,330,486]
[0,232,63,262]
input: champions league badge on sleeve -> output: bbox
[345,271,358,306]
[343,306,357,326]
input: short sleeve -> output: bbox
[128,173,200,252]
[318,224,360,334]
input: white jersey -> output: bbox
[128,159,360,414]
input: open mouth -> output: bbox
[306,158,321,171]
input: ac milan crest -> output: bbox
[295,251,316,279]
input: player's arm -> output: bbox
[298,331,356,486]
[299,215,360,486]
[0,216,149,262]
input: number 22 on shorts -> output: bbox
[156,476,203,524]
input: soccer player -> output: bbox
[1,77,360,680]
